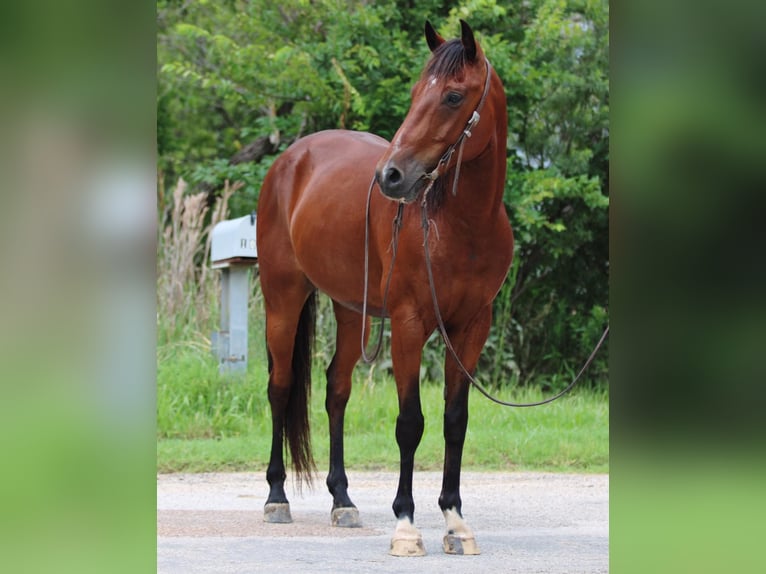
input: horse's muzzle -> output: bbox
[375,159,425,203]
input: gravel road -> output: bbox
[158,470,608,573]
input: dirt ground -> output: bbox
[158,470,608,573]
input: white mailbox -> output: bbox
[210,212,258,375]
[210,213,257,267]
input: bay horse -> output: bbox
[256,20,512,556]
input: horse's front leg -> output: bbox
[439,305,492,555]
[388,313,428,556]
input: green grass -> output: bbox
[157,345,608,474]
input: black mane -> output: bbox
[424,175,448,212]
[426,39,468,78]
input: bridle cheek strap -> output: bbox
[423,58,493,198]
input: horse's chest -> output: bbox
[428,246,504,310]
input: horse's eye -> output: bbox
[444,92,464,107]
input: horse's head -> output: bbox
[375,20,498,204]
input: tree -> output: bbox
[157,0,609,387]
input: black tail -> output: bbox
[285,291,317,486]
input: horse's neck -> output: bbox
[447,134,506,225]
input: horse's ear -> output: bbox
[460,19,477,62]
[425,20,445,52]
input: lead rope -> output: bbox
[359,58,484,362]
[413,58,608,406]
[366,56,609,403]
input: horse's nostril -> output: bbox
[385,166,403,185]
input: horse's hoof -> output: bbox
[263,502,292,523]
[331,506,361,527]
[443,533,480,555]
[390,536,426,557]
[389,519,426,556]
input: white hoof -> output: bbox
[389,518,426,556]
[263,502,292,523]
[442,507,480,555]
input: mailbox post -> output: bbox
[210,213,258,375]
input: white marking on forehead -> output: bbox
[427,76,438,88]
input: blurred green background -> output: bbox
[2,0,766,573]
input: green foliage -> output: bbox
[472,0,609,386]
[157,0,609,388]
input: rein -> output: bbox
[361,178,404,363]
[416,58,608,406]
[359,59,491,363]
[361,57,609,404]
[421,193,609,407]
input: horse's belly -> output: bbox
[297,245,364,303]
[286,132,388,312]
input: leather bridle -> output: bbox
[360,58,492,363]
[421,57,493,200]
[361,58,609,402]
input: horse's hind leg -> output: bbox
[438,305,492,555]
[262,280,315,524]
[324,302,367,527]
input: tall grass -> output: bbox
[156,175,268,437]
[157,178,241,345]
